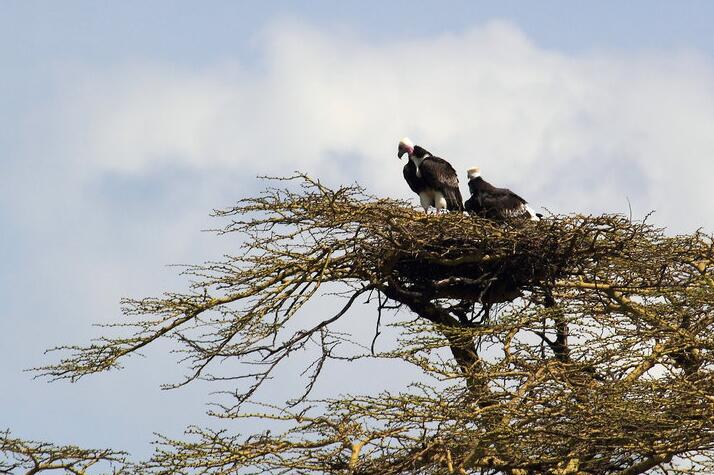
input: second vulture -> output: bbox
[464,167,540,221]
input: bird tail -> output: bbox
[525,205,541,221]
[446,188,464,212]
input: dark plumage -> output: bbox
[464,168,539,221]
[414,147,464,212]
[402,159,425,195]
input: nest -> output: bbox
[365,212,578,306]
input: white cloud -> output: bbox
[47,20,714,231]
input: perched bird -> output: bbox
[464,167,540,221]
[397,137,464,214]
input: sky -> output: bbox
[2,0,714,463]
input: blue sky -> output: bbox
[6,0,714,64]
[3,0,714,462]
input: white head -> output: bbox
[397,137,415,159]
[467,167,481,179]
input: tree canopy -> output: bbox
[6,174,714,474]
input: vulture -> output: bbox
[464,167,540,221]
[397,137,464,213]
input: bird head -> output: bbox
[467,167,481,180]
[397,137,415,159]
[467,167,481,193]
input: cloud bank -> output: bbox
[47,20,714,230]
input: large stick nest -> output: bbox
[382,218,564,304]
[238,176,646,307]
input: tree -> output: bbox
[0,429,128,474]
[9,174,714,474]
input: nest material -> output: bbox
[388,232,552,303]
[363,210,578,305]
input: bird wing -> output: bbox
[480,187,532,219]
[403,160,424,195]
[444,185,464,212]
[418,157,464,211]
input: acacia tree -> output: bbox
[7,174,714,474]
[0,430,128,474]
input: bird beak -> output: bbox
[397,148,406,159]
